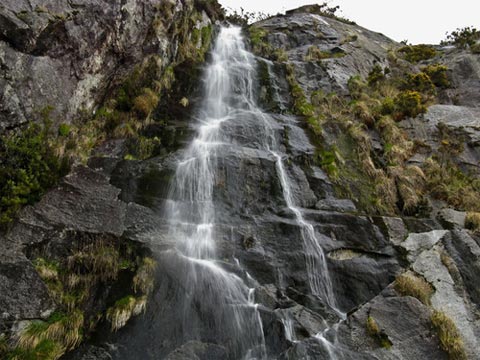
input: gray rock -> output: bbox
[437,208,466,229]
[0,260,54,329]
[0,0,218,131]
[399,230,448,262]
[377,217,408,246]
[412,244,480,359]
[337,292,447,360]
[315,198,356,212]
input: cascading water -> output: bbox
[164,25,343,359]
[164,26,267,359]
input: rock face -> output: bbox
[0,0,218,130]
[2,3,480,360]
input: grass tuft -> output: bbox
[431,310,467,360]
[394,272,433,305]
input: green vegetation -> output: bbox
[248,26,272,58]
[394,272,433,305]
[106,295,147,332]
[285,45,471,217]
[304,45,346,61]
[424,158,480,211]
[1,238,157,358]
[367,65,387,87]
[422,64,450,88]
[431,310,467,360]
[366,316,392,349]
[398,44,437,63]
[393,90,427,120]
[443,26,480,50]
[305,2,356,25]
[0,121,70,229]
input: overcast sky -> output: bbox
[219,0,479,44]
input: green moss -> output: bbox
[248,26,273,57]
[57,123,71,137]
[398,44,437,63]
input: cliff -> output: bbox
[1,2,480,360]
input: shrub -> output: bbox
[422,64,450,88]
[394,90,426,120]
[366,316,380,336]
[0,124,69,229]
[367,64,386,87]
[394,272,433,305]
[431,310,467,360]
[248,26,272,57]
[443,26,480,49]
[347,75,367,99]
[398,44,436,63]
[404,72,436,95]
[381,97,395,115]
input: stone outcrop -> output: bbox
[0,0,220,131]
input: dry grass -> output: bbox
[17,310,83,357]
[133,88,159,118]
[431,310,467,360]
[366,315,392,349]
[366,316,380,336]
[394,271,434,305]
[107,296,147,332]
[392,165,427,214]
[133,257,157,294]
[424,158,480,212]
[465,212,480,232]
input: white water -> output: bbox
[165,26,266,359]
[166,25,342,358]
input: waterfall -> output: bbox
[165,26,266,359]
[165,25,342,359]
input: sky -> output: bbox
[219,0,480,44]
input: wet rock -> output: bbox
[0,260,54,330]
[164,341,227,360]
[337,291,447,360]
